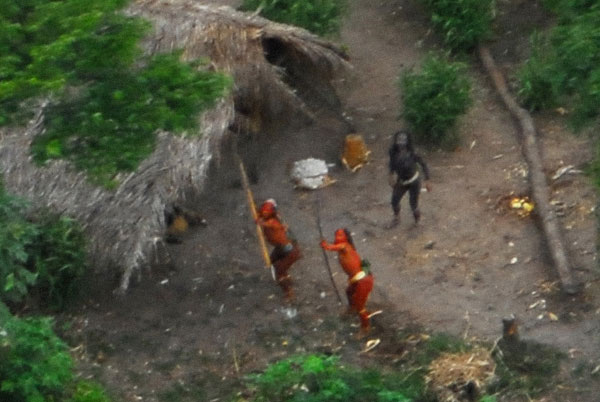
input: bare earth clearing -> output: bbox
[60,1,600,401]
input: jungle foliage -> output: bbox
[0,184,86,309]
[0,302,73,402]
[419,0,494,52]
[242,354,414,402]
[400,52,472,147]
[239,0,348,37]
[0,0,231,187]
[0,302,111,402]
[516,0,600,185]
[517,0,600,127]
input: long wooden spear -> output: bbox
[238,159,272,271]
[315,190,343,303]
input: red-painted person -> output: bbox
[256,199,301,301]
[320,228,374,336]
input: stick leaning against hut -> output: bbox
[0,0,350,294]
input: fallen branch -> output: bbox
[478,45,578,294]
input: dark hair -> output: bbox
[343,228,356,250]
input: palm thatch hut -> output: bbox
[128,0,351,130]
[0,0,350,293]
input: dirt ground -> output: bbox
[60,1,600,401]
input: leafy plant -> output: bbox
[420,0,493,52]
[28,211,87,310]
[0,302,73,402]
[1,0,231,187]
[0,184,87,308]
[239,0,348,36]
[245,354,413,402]
[517,32,559,111]
[0,187,39,303]
[0,0,138,124]
[518,2,600,128]
[400,53,472,147]
[31,52,231,187]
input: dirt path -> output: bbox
[63,1,600,401]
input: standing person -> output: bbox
[320,228,374,337]
[388,130,431,227]
[256,199,301,301]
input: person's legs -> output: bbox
[351,275,374,332]
[272,245,301,301]
[390,184,409,227]
[408,180,422,223]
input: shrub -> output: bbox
[0,302,73,402]
[518,2,600,129]
[0,188,39,304]
[517,33,560,111]
[0,184,87,308]
[420,0,493,52]
[400,53,472,147]
[239,0,348,37]
[1,0,231,187]
[29,212,87,310]
[245,354,413,402]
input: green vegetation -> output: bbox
[400,52,472,147]
[516,1,600,186]
[0,188,39,304]
[1,0,231,187]
[0,302,112,402]
[419,0,494,52]
[517,0,600,129]
[237,334,475,401]
[29,211,87,310]
[0,184,87,309]
[242,354,414,401]
[237,332,565,401]
[239,0,348,37]
[0,301,72,401]
[515,32,559,112]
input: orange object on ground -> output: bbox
[342,134,370,171]
[168,215,188,234]
[320,228,374,330]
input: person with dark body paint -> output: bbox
[388,130,431,226]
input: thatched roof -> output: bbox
[128,0,351,128]
[0,0,350,293]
